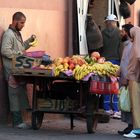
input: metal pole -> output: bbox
[112,0,114,14]
[108,0,111,15]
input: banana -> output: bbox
[80,67,87,79]
[97,71,102,76]
[29,38,38,47]
[102,70,106,75]
[76,67,83,80]
[75,66,85,80]
[54,69,60,76]
[73,66,80,79]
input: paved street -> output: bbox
[0,114,129,140]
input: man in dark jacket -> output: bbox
[101,14,121,119]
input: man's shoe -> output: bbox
[112,112,121,119]
[118,130,126,135]
[16,123,31,129]
[105,110,114,115]
[123,130,138,138]
[118,129,131,135]
[118,125,133,135]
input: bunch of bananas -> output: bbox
[29,38,38,47]
[104,62,120,76]
[73,64,92,80]
[73,62,120,80]
[54,64,69,76]
[90,62,119,77]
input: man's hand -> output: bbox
[22,50,26,55]
[30,35,36,42]
[29,35,38,47]
[121,78,129,86]
[116,69,120,77]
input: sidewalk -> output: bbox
[41,114,127,134]
[4,114,127,134]
[0,115,127,140]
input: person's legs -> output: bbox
[118,112,133,135]
[8,85,29,128]
[6,74,30,128]
[108,60,120,118]
[8,86,23,127]
[112,94,119,112]
[112,94,121,118]
[19,84,30,110]
[118,124,133,135]
[131,81,140,129]
[118,82,133,135]
[103,94,111,112]
[12,111,23,127]
[123,81,140,138]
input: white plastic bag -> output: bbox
[119,86,131,112]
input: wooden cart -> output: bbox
[12,55,111,133]
[13,71,99,133]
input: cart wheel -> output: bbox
[32,112,44,130]
[86,94,98,133]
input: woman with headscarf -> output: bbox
[123,26,140,138]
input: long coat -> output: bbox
[1,28,32,80]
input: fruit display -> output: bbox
[31,52,120,80]
[52,55,87,76]
[84,52,106,65]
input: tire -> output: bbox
[32,112,44,130]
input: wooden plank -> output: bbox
[37,98,79,111]
[12,55,41,69]
[12,55,53,76]
[12,68,53,76]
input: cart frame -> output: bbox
[13,73,98,133]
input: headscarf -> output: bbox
[130,26,140,59]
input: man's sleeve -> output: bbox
[1,33,18,59]
[23,37,32,50]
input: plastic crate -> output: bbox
[89,80,119,94]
